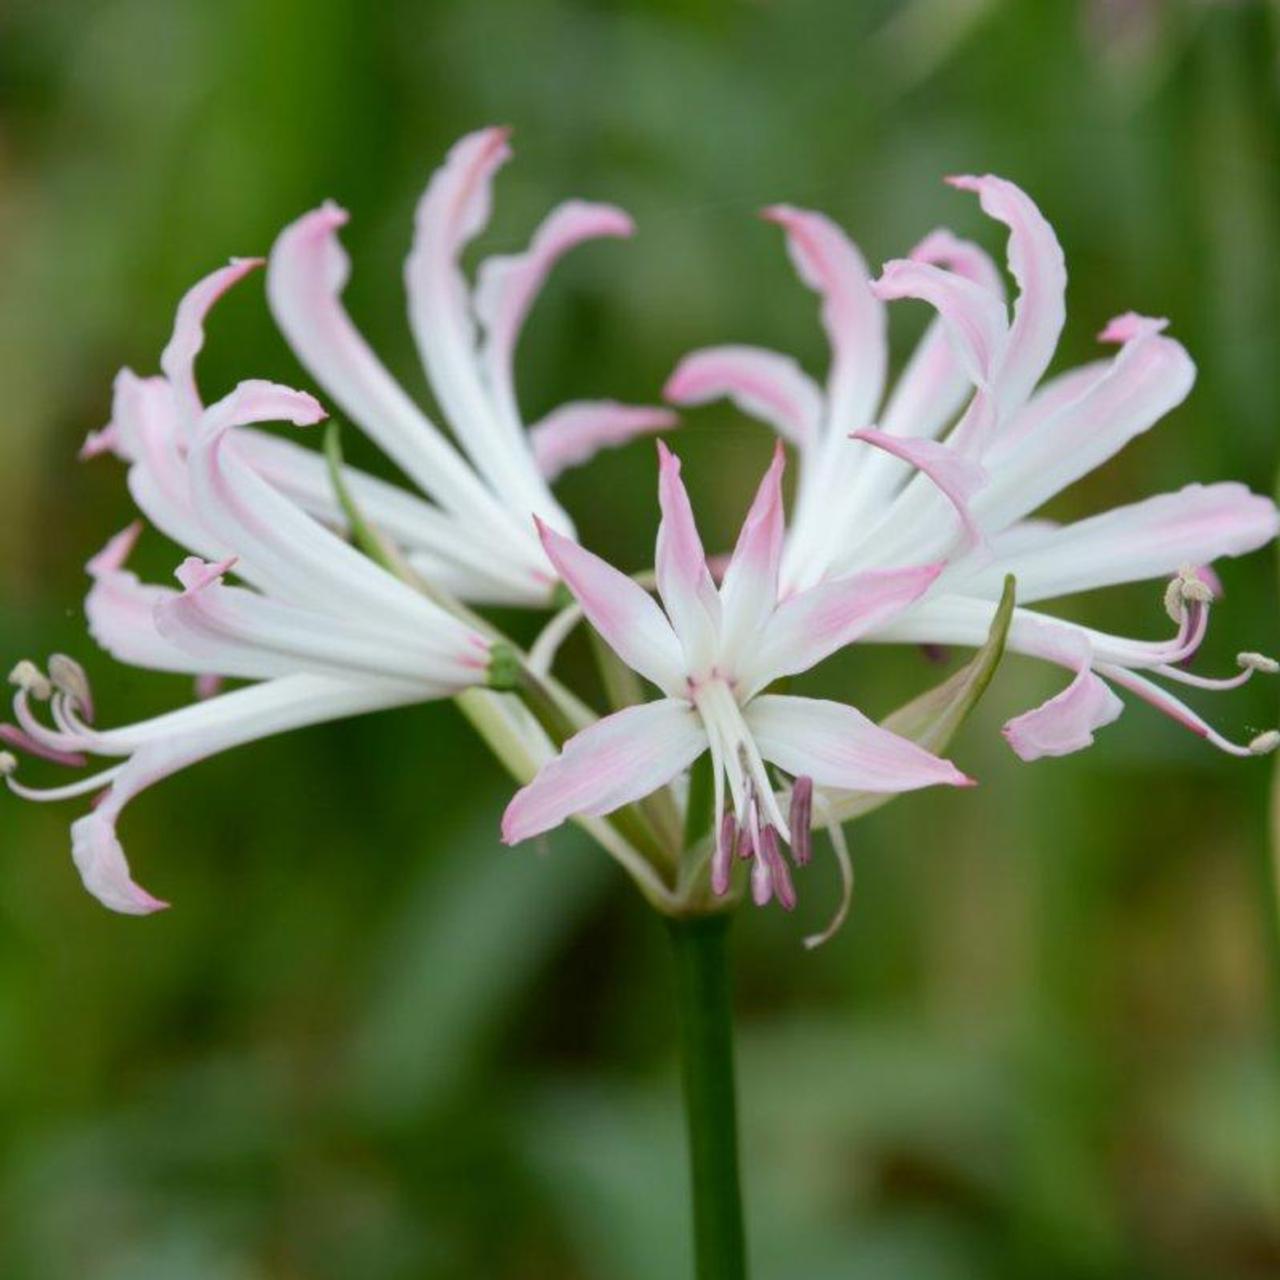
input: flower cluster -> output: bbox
[5,130,1276,926]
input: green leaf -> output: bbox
[821,574,1016,825]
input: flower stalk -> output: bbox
[668,913,748,1280]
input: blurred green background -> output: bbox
[3,0,1280,1276]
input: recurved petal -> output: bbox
[911,227,1006,297]
[947,174,1066,412]
[501,698,707,843]
[852,429,988,547]
[107,369,221,563]
[405,128,569,527]
[404,129,511,405]
[412,126,512,274]
[476,200,634,401]
[1001,625,1124,760]
[872,259,1009,390]
[267,202,522,545]
[85,524,207,674]
[189,381,459,633]
[873,231,1004,444]
[159,258,263,433]
[529,401,678,481]
[664,345,823,449]
[746,693,973,793]
[536,519,687,694]
[763,205,886,429]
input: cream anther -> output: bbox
[48,654,93,716]
[8,661,51,700]
[1239,652,1279,675]
[1164,567,1213,623]
[1249,730,1280,756]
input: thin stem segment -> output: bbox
[667,915,748,1280]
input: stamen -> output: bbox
[50,694,85,740]
[712,813,738,897]
[5,762,125,803]
[1164,565,1214,624]
[48,654,94,722]
[1156,665,1253,692]
[804,794,855,950]
[1240,652,1280,675]
[750,853,773,907]
[789,776,814,866]
[0,723,88,768]
[1148,649,1276,694]
[9,661,51,701]
[760,826,796,911]
[742,796,761,862]
[1098,662,1271,758]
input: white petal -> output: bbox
[405,127,569,528]
[745,693,972,792]
[958,483,1279,603]
[266,200,541,572]
[155,558,486,689]
[502,698,706,842]
[743,563,942,695]
[233,427,548,604]
[655,442,722,673]
[974,318,1195,531]
[663,345,823,449]
[537,520,686,695]
[528,401,678,481]
[189,382,478,646]
[1000,624,1123,760]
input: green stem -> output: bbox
[667,915,748,1280]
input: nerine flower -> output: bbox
[5,124,673,914]
[666,176,1279,760]
[502,441,971,909]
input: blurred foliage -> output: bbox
[2,0,1280,1276]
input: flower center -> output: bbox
[692,677,809,910]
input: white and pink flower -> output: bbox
[6,370,494,915]
[666,176,1279,760]
[502,442,972,909]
